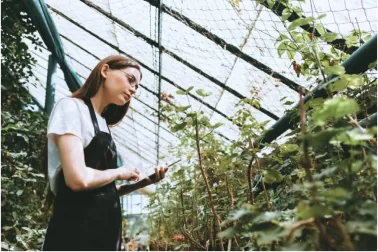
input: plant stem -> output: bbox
[247,138,256,204]
[194,117,225,251]
[299,87,314,183]
[250,139,271,210]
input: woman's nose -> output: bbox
[130,87,136,95]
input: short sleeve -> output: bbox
[47,98,82,143]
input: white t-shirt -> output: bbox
[47,97,110,195]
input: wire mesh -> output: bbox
[26,0,377,174]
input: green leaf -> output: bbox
[212,122,224,129]
[319,187,351,204]
[288,17,315,30]
[16,190,23,196]
[280,144,300,154]
[275,34,289,44]
[277,42,288,57]
[2,226,13,231]
[199,116,210,126]
[266,0,274,8]
[307,127,347,147]
[282,8,292,21]
[313,166,338,179]
[329,74,364,92]
[329,79,348,92]
[332,128,375,146]
[217,227,236,238]
[263,169,284,185]
[291,31,305,43]
[297,201,331,219]
[286,49,296,60]
[346,221,377,235]
[342,74,364,89]
[315,24,326,35]
[345,35,359,48]
[324,65,345,75]
[321,32,339,42]
[196,89,212,97]
[176,90,186,95]
[176,105,191,112]
[243,98,260,108]
[312,97,360,126]
[368,60,377,69]
[317,13,327,19]
[305,97,324,109]
[283,100,294,106]
[358,200,377,218]
[172,122,187,132]
[186,86,194,92]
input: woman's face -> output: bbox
[102,65,141,106]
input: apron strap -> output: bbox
[106,124,112,135]
[84,97,100,135]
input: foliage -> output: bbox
[1,0,48,250]
[147,0,377,250]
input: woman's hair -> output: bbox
[71,54,142,126]
[43,55,142,211]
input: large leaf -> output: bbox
[312,97,360,126]
[306,127,347,147]
[330,74,364,92]
[324,65,345,75]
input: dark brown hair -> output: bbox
[44,55,142,211]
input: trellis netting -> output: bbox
[25,0,377,181]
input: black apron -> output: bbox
[43,98,121,251]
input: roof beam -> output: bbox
[78,0,279,120]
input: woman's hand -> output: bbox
[117,166,140,181]
[146,166,168,185]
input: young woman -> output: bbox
[42,55,168,250]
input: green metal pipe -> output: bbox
[259,34,377,145]
[44,54,57,116]
[358,113,377,128]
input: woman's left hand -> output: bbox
[147,166,168,184]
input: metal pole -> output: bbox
[45,54,57,115]
[156,0,163,166]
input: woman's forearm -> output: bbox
[68,167,120,191]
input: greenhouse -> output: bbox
[1,0,377,250]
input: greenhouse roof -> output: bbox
[25,0,377,175]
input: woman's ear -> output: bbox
[101,64,110,79]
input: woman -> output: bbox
[42,55,168,250]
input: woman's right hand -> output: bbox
[117,166,140,181]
